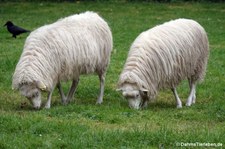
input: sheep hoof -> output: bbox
[176,105,182,108]
[96,100,103,105]
[62,101,68,105]
[185,103,192,107]
[96,102,102,105]
[44,105,51,109]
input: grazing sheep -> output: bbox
[117,19,209,109]
[12,11,113,109]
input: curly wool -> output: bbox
[12,11,113,91]
[118,19,209,99]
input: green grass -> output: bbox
[0,1,225,148]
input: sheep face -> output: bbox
[119,83,148,109]
[19,82,42,109]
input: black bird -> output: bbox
[4,21,30,38]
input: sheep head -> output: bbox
[117,83,148,109]
[18,81,46,109]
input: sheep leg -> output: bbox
[96,73,105,104]
[189,79,196,104]
[44,88,55,109]
[171,88,182,108]
[57,82,67,104]
[141,100,149,109]
[65,79,79,104]
[186,80,196,106]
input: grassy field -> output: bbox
[0,1,225,148]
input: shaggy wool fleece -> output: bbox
[13,11,113,91]
[118,18,209,99]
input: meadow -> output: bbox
[0,1,225,148]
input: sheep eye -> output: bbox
[33,92,39,98]
[27,92,38,99]
[21,82,28,85]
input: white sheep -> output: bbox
[117,19,209,109]
[12,11,113,109]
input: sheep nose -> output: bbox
[33,105,41,110]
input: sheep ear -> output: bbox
[140,88,148,94]
[36,81,47,91]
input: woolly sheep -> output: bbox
[117,19,209,109]
[12,11,113,109]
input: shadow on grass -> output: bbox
[11,88,193,113]
[148,101,177,110]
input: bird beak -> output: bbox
[3,23,6,27]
